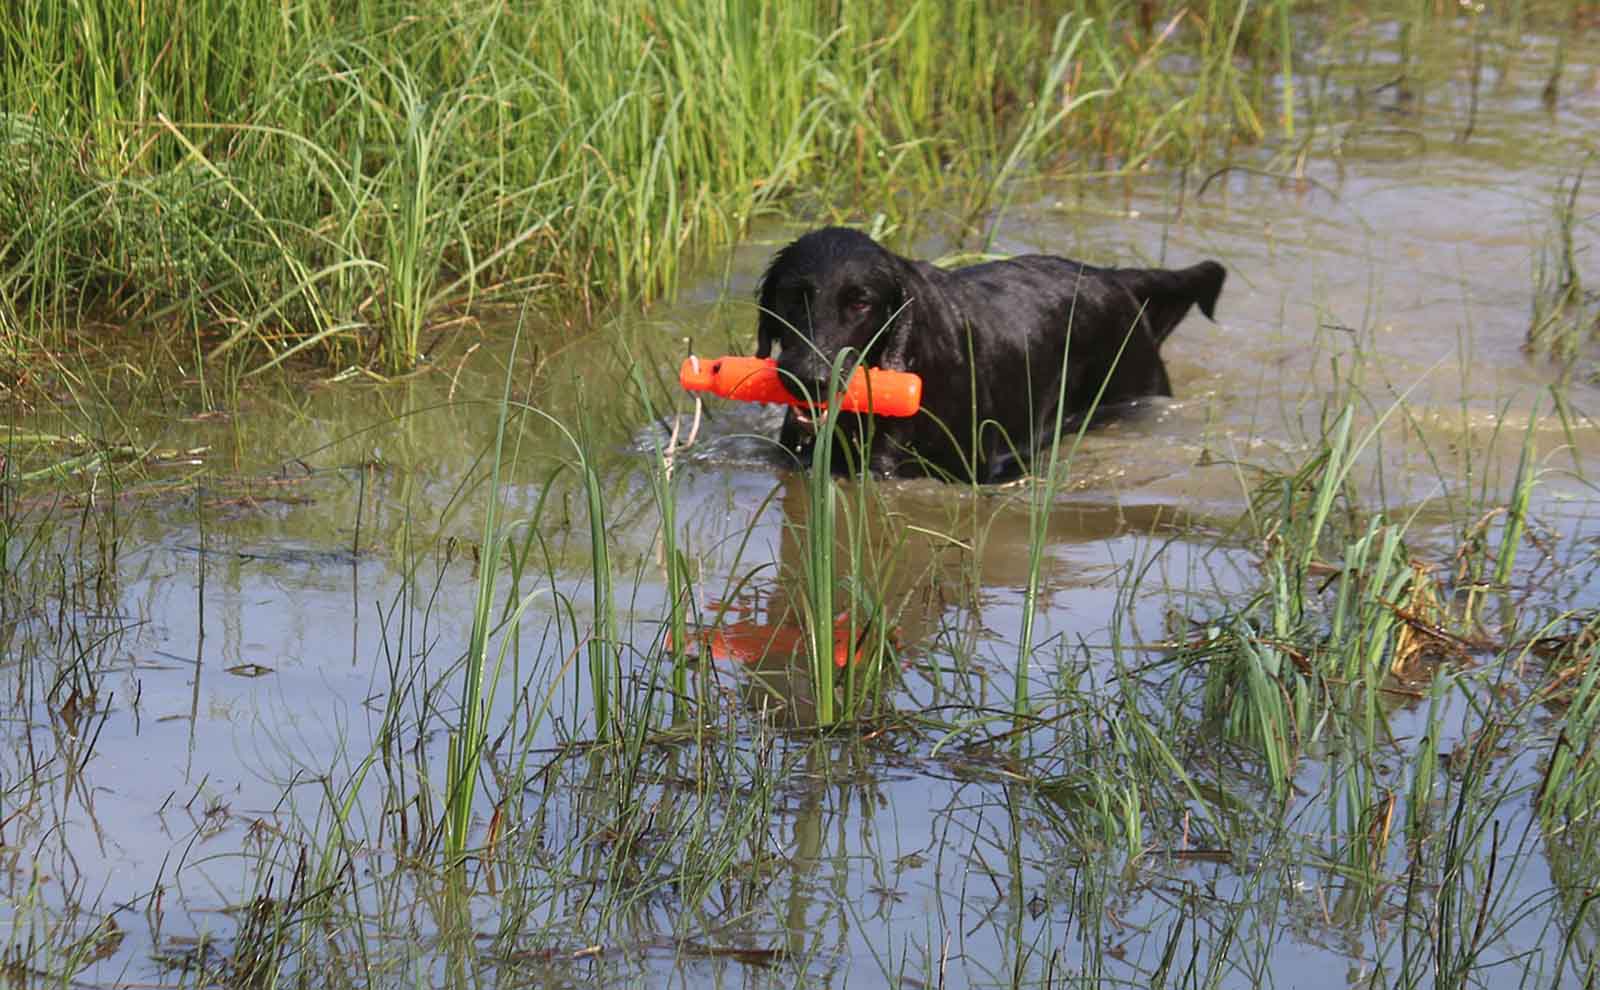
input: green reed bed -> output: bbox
[0,0,1339,377]
[2,0,1588,387]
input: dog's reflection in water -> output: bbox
[667,463,1203,724]
[665,477,910,727]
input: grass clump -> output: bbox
[1165,396,1549,800]
[1528,167,1600,380]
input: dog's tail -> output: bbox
[1117,260,1227,347]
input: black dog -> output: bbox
[755,227,1225,482]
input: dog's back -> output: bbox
[930,254,1226,478]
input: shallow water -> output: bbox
[6,16,1600,989]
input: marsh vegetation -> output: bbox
[2,1,1600,988]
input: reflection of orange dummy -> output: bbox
[679,356,921,417]
[670,614,887,668]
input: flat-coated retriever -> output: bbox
[755,226,1226,482]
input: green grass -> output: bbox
[0,0,1324,376]
[5,0,1583,378]
[1529,167,1599,380]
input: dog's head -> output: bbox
[754,227,917,404]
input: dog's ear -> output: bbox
[755,312,780,358]
[877,256,923,369]
[754,248,789,358]
[880,255,951,370]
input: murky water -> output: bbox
[6,18,1600,989]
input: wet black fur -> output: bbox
[755,226,1227,482]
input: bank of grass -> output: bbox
[8,0,1571,379]
[0,1,1057,374]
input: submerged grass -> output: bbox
[6,322,1600,987]
[1176,396,1512,797]
[1529,166,1600,381]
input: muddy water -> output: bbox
[8,24,1600,990]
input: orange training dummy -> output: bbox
[678,356,921,417]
